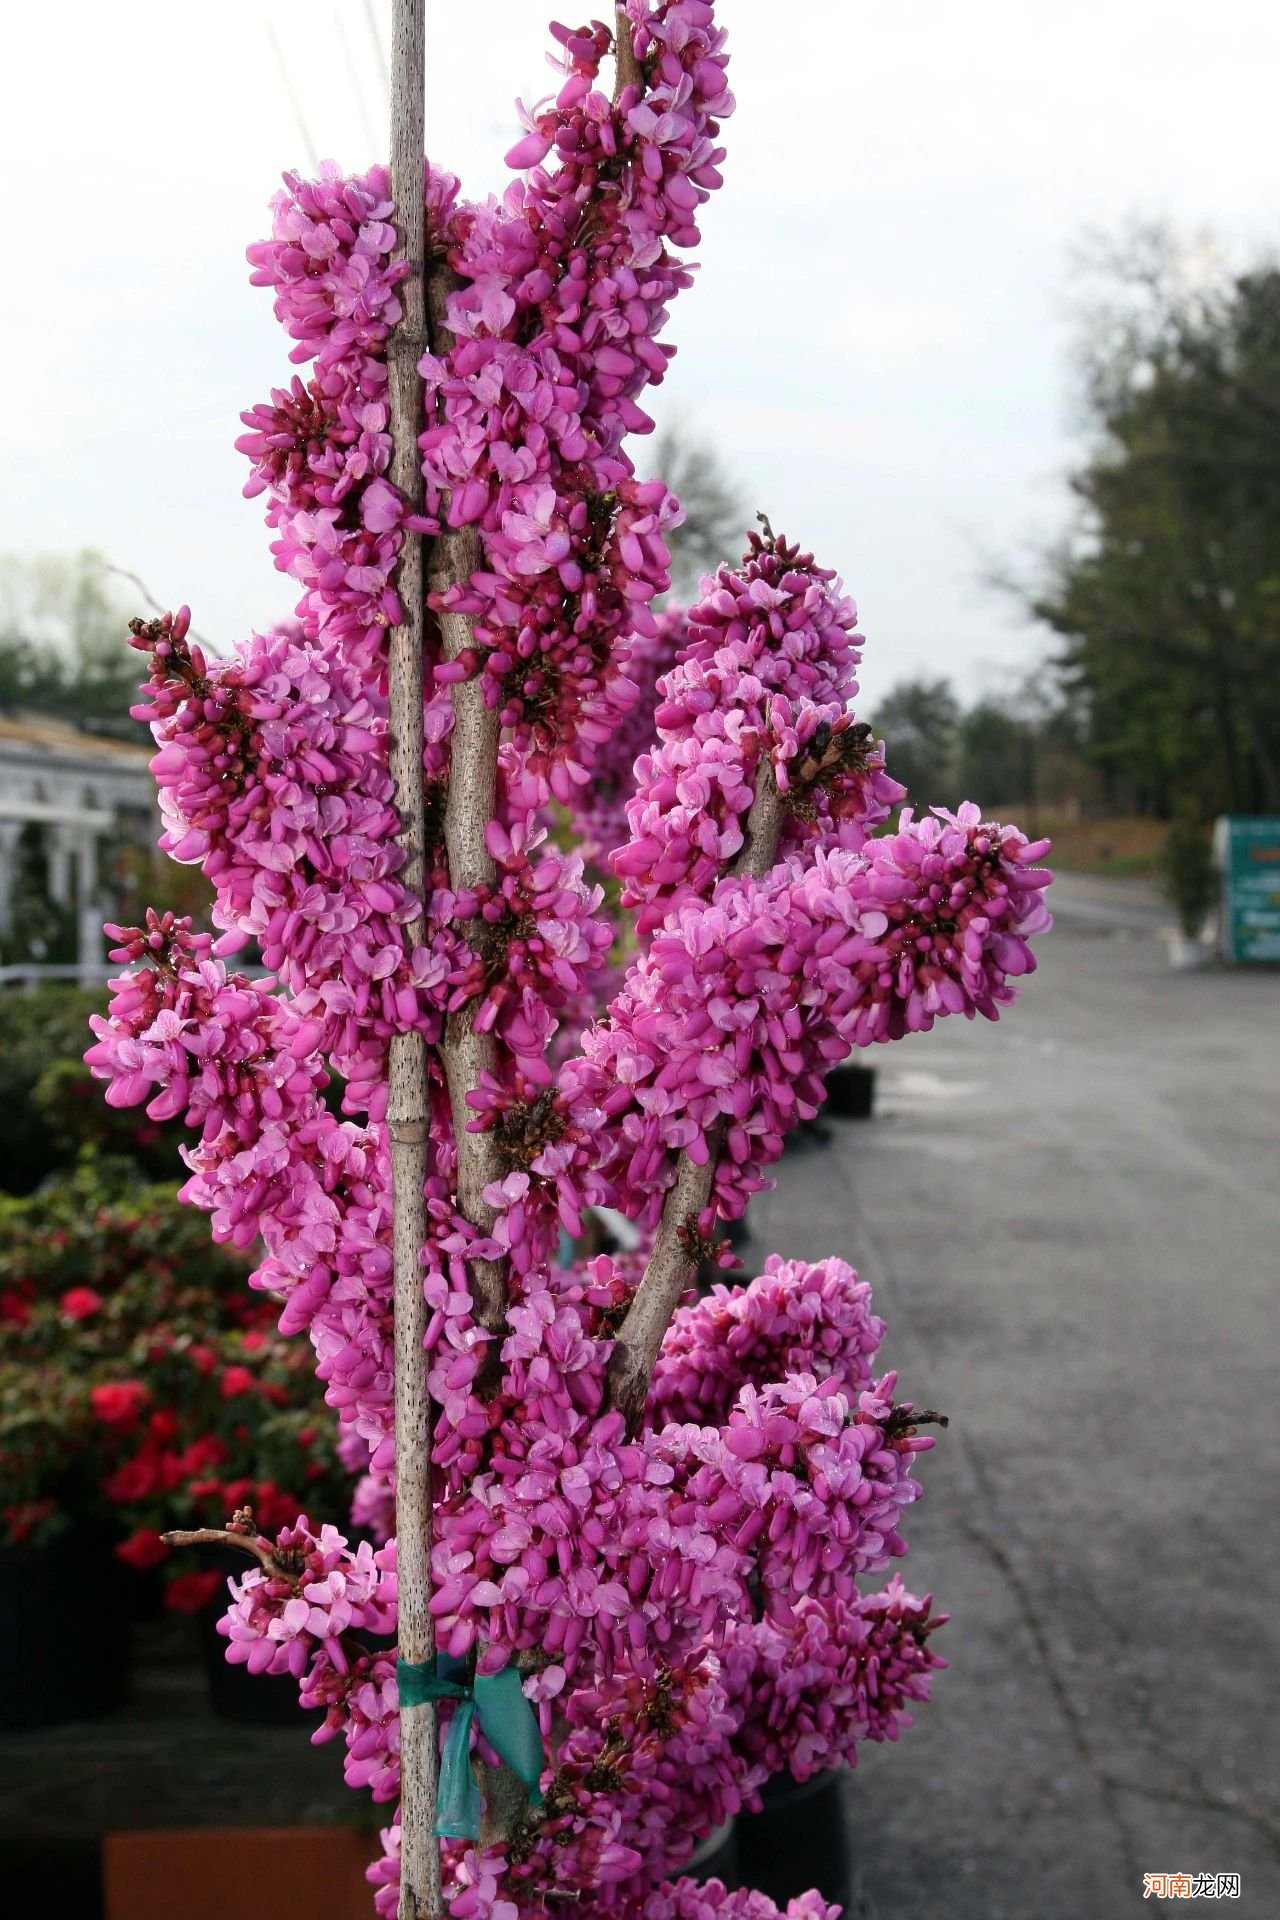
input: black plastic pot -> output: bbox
[0,1525,131,1729]
[824,1062,876,1120]
[197,1599,323,1728]
[194,1547,315,1727]
[118,1557,167,1625]
[1,1834,102,1920]
[196,1543,395,1726]
[736,1770,852,1910]
[686,1819,739,1887]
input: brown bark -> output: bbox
[614,6,643,97]
[425,271,508,1348]
[160,1525,299,1585]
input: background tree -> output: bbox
[650,427,747,599]
[955,698,1033,815]
[0,553,150,740]
[867,675,960,810]
[1029,226,1280,818]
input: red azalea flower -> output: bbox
[188,1344,217,1376]
[90,1380,150,1428]
[220,1365,256,1398]
[0,1288,32,1327]
[165,1569,224,1613]
[4,1499,57,1542]
[180,1435,229,1476]
[102,1454,161,1502]
[116,1526,169,1570]
[149,1408,181,1443]
[157,1450,188,1494]
[60,1286,104,1320]
[254,1483,300,1533]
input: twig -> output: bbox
[605,751,789,1427]
[160,1525,298,1584]
[364,0,391,94]
[266,18,321,171]
[386,5,442,1918]
[101,561,221,657]
[334,7,381,158]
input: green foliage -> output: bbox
[0,1360,96,1547]
[955,700,1033,811]
[0,987,184,1194]
[868,677,961,810]
[652,427,748,599]
[0,550,146,740]
[0,843,79,967]
[1159,806,1217,937]
[1031,228,1280,817]
[0,1159,351,1586]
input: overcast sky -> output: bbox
[3,1,1278,709]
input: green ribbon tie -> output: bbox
[396,1651,545,1841]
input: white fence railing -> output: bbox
[0,962,117,989]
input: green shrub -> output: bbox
[0,1158,352,1599]
[0,986,184,1193]
[1159,808,1217,939]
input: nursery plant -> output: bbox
[0,987,184,1194]
[0,1163,349,1603]
[86,5,1052,1918]
[1159,804,1216,941]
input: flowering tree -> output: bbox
[85,5,1052,1919]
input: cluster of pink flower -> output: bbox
[86,913,399,1468]
[219,1519,404,1802]
[614,533,902,933]
[416,3,733,801]
[133,151,448,1111]
[563,809,1052,1228]
[569,605,691,865]
[648,1883,836,1920]
[127,609,459,1095]
[649,1254,885,1428]
[205,1259,944,1910]
[87,6,1055,1920]
[720,1578,947,1780]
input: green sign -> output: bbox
[1217,816,1280,964]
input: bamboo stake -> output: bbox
[386,5,440,1918]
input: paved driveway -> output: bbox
[748,876,1280,1919]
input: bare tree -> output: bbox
[651,426,747,598]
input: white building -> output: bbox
[0,712,158,983]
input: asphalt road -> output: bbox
[749,874,1280,1920]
